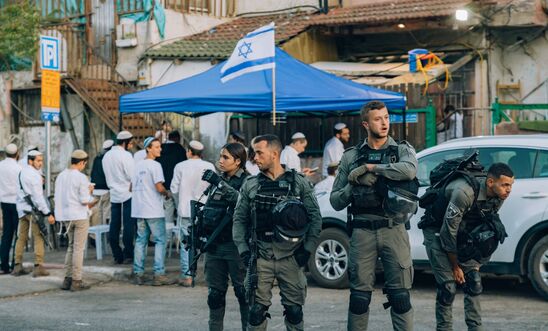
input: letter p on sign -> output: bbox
[40,36,60,71]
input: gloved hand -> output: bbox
[240,251,251,267]
[202,169,222,186]
[294,247,311,267]
[489,214,508,244]
[356,172,377,186]
[347,164,368,184]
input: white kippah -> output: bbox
[28,150,42,157]
[334,123,347,130]
[5,144,17,154]
[291,132,306,140]
[117,131,133,140]
[189,140,204,151]
[102,139,114,150]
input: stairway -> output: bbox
[65,78,157,142]
[41,25,161,146]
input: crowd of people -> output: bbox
[0,100,515,331]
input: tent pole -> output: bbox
[272,67,276,126]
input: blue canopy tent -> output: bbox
[120,48,405,117]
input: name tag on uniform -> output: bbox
[278,181,290,189]
[367,153,382,162]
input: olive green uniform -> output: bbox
[330,136,418,331]
[232,169,322,331]
[204,169,248,331]
[422,177,503,331]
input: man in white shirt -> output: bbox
[0,144,22,274]
[102,130,135,264]
[280,132,313,176]
[322,123,350,177]
[17,145,38,168]
[132,137,173,286]
[170,140,215,286]
[314,162,339,195]
[437,105,463,143]
[55,150,95,291]
[13,150,55,277]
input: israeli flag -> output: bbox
[220,22,275,83]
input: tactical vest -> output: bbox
[420,172,485,230]
[350,144,406,217]
[254,171,297,241]
[202,173,247,243]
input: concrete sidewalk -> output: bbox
[0,244,194,299]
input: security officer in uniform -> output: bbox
[421,162,514,331]
[200,143,249,331]
[233,134,322,331]
[330,101,418,331]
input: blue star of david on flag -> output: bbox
[220,23,275,83]
[238,42,253,59]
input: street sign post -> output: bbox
[40,35,60,197]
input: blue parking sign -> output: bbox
[40,36,60,71]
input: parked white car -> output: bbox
[309,135,548,300]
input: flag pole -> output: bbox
[272,66,276,126]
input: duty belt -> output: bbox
[348,205,385,217]
[353,219,395,231]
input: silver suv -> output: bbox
[310,135,548,300]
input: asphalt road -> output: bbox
[0,271,546,331]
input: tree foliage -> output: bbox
[0,1,41,69]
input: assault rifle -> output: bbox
[186,199,205,286]
[187,212,234,277]
[245,202,259,306]
[18,174,53,249]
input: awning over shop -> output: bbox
[311,52,478,87]
[119,48,405,116]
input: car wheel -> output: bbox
[527,235,548,300]
[308,227,350,289]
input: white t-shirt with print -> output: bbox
[131,159,165,219]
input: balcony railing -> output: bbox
[117,0,235,18]
[0,0,85,20]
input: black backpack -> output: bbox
[417,151,485,229]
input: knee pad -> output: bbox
[283,304,303,325]
[349,290,372,315]
[207,288,226,310]
[463,270,482,296]
[234,285,247,306]
[249,303,269,326]
[385,289,412,314]
[436,281,457,306]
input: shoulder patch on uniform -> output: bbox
[446,202,462,220]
